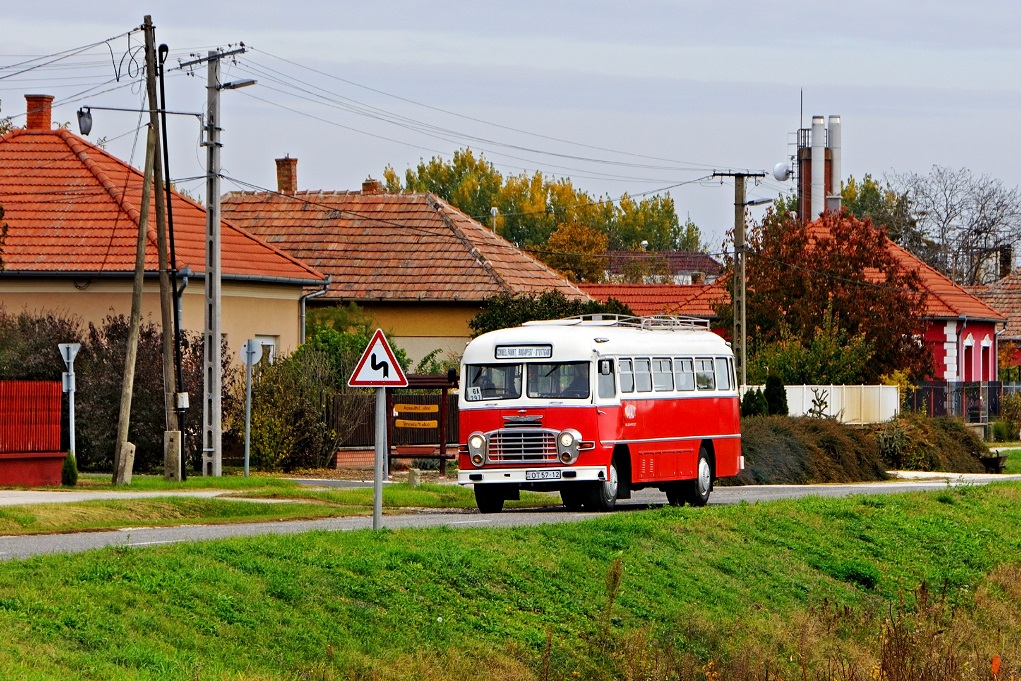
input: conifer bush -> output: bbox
[60,451,78,487]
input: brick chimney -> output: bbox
[25,94,54,131]
[275,156,298,195]
[362,177,383,195]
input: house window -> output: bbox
[255,335,278,364]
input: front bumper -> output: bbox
[458,465,606,485]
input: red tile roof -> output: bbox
[604,251,722,278]
[220,190,589,303]
[973,273,1021,340]
[587,220,1004,326]
[580,283,725,319]
[0,124,322,284]
[803,221,1002,322]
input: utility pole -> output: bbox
[141,15,182,481]
[712,170,766,388]
[113,108,156,485]
[180,46,250,477]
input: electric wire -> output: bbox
[252,48,728,171]
[237,57,720,175]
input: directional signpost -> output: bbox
[348,329,408,529]
[59,343,82,457]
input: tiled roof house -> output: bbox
[221,159,589,362]
[0,94,325,360]
[603,250,722,284]
[971,271,1021,369]
[580,283,727,319]
[858,235,1003,382]
[589,221,1005,382]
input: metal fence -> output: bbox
[901,381,1018,423]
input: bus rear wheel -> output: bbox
[584,460,619,512]
[474,484,505,514]
[683,447,713,507]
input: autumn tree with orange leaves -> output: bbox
[739,207,932,382]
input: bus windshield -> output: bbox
[526,362,590,399]
[465,364,522,401]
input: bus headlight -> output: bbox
[467,432,487,467]
[557,428,581,464]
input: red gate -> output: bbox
[0,381,64,485]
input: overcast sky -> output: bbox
[2,1,1020,253]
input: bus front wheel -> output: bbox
[683,447,713,507]
[584,461,619,512]
[474,484,505,514]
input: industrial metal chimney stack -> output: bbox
[811,116,826,221]
[796,114,842,222]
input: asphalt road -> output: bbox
[0,474,1016,562]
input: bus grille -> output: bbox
[487,429,558,464]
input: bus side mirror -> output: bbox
[447,367,458,386]
[598,359,613,376]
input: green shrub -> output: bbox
[875,418,908,467]
[60,451,78,487]
[991,419,1014,443]
[764,375,788,416]
[740,388,768,417]
[1,308,236,475]
[868,412,986,472]
[728,416,887,485]
[1000,393,1021,440]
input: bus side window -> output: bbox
[598,359,616,398]
[674,358,695,391]
[653,358,673,391]
[619,358,634,393]
[695,358,715,390]
[635,358,653,392]
[714,357,732,391]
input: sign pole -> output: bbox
[59,343,81,457]
[373,387,386,529]
[347,329,409,532]
[239,339,263,478]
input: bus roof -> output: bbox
[464,315,732,364]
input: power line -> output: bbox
[252,48,727,171]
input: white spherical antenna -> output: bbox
[772,161,792,182]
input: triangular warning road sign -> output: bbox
[348,329,409,387]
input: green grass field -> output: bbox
[0,480,560,536]
[0,482,1019,679]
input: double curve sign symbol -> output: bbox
[370,353,389,378]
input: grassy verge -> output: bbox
[1001,448,1021,474]
[72,473,301,491]
[0,482,560,536]
[0,483,1019,679]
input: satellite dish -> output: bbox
[772,161,792,182]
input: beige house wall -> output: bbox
[311,300,482,367]
[0,278,307,361]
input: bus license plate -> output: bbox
[526,470,561,481]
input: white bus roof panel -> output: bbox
[464,316,732,364]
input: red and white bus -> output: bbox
[458,315,743,513]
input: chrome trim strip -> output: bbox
[603,433,741,445]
